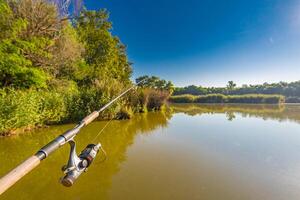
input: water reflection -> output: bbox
[171,103,300,123]
[0,112,172,200]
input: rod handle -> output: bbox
[81,111,99,125]
[0,155,40,195]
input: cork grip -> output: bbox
[81,111,99,125]
[0,155,40,195]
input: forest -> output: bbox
[0,0,172,135]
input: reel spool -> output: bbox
[60,140,102,187]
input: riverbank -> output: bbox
[169,94,285,104]
[0,88,169,136]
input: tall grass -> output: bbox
[128,88,170,112]
[169,94,285,104]
[0,87,170,135]
[168,94,195,103]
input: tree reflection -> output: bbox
[170,103,300,124]
[0,111,173,200]
[226,112,236,121]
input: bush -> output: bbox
[64,87,125,121]
[0,89,67,135]
[143,89,169,111]
[116,107,133,119]
[127,88,169,112]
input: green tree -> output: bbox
[0,0,48,88]
[75,9,132,90]
[136,75,174,93]
[227,81,236,90]
[0,0,83,89]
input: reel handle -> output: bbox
[0,156,40,195]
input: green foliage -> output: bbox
[0,43,49,88]
[169,94,285,104]
[227,81,236,90]
[0,0,85,89]
[126,88,169,112]
[0,89,67,135]
[0,0,48,88]
[65,87,121,121]
[0,1,169,134]
[174,81,300,98]
[75,9,132,88]
[195,94,227,103]
[0,87,126,135]
[144,89,169,111]
[136,75,174,94]
[116,107,134,120]
[168,94,196,103]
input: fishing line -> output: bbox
[92,117,114,143]
[91,117,114,163]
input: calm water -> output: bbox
[1,104,300,200]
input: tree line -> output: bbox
[173,81,300,102]
[169,94,285,104]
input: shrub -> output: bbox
[65,87,121,121]
[0,89,67,135]
[116,107,133,119]
[127,88,169,112]
[143,89,169,111]
[127,89,148,113]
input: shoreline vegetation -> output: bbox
[169,94,285,104]
[0,83,172,136]
[0,0,172,136]
[173,80,300,103]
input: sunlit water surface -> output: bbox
[1,104,300,200]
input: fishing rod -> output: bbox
[0,79,146,195]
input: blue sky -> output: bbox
[84,0,300,87]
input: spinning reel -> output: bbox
[60,139,104,187]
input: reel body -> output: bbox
[61,140,101,187]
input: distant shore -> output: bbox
[169,94,285,104]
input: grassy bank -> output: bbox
[0,88,169,136]
[169,94,285,104]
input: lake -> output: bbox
[1,104,300,200]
